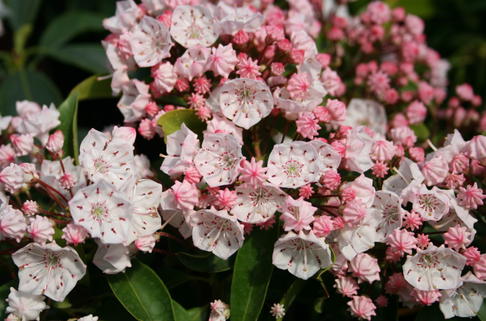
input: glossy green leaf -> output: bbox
[230,227,278,321]
[70,75,113,101]
[168,239,232,273]
[173,301,208,321]
[44,44,108,74]
[40,11,104,48]
[0,70,62,115]
[58,94,79,162]
[478,299,486,321]
[157,109,205,137]
[410,123,430,141]
[0,281,14,320]
[386,0,435,18]
[6,0,42,31]
[107,260,176,321]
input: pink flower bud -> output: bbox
[46,130,64,154]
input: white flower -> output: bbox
[403,245,466,291]
[344,99,387,135]
[102,0,142,33]
[69,180,134,244]
[14,102,59,145]
[40,157,86,198]
[191,208,244,259]
[117,80,151,122]
[439,272,486,319]
[215,2,263,35]
[230,183,286,224]
[129,16,172,67]
[161,208,192,239]
[370,191,403,242]
[194,133,243,187]
[266,141,321,188]
[336,214,380,260]
[174,45,210,80]
[310,140,341,175]
[170,5,219,48]
[209,78,274,129]
[160,124,200,176]
[93,240,132,274]
[412,186,450,221]
[272,231,332,280]
[78,315,99,321]
[12,242,86,302]
[344,126,375,173]
[6,287,48,321]
[128,179,162,238]
[79,127,135,190]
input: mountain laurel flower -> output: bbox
[280,196,316,232]
[62,223,89,246]
[208,44,238,78]
[335,277,359,297]
[0,204,27,242]
[422,156,449,186]
[12,242,86,302]
[457,183,485,209]
[6,287,48,321]
[463,247,481,266]
[386,229,417,256]
[46,130,64,154]
[350,253,381,283]
[269,303,285,319]
[238,157,267,186]
[10,134,34,156]
[209,299,230,321]
[27,216,54,244]
[296,112,321,139]
[170,5,219,48]
[21,200,38,216]
[347,296,376,321]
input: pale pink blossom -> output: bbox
[422,156,449,186]
[281,197,316,232]
[386,229,417,256]
[444,224,471,250]
[335,276,359,297]
[130,16,172,67]
[0,204,26,242]
[170,5,219,48]
[347,295,376,321]
[46,130,64,154]
[457,183,485,210]
[238,157,267,186]
[350,253,380,283]
[27,216,54,244]
[208,44,238,78]
[62,223,89,246]
[6,287,48,321]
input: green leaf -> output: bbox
[108,260,176,321]
[70,75,113,101]
[58,94,79,162]
[478,299,486,321]
[173,301,208,321]
[39,11,104,48]
[6,0,41,31]
[410,123,430,141]
[44,44,108,74]
[0,281,14,320]
[176,251,232,273]
[0,70,62,115]
[14,24,32,54]
[386,0,435,18]
[157,109,205,137]
[230,227,278,321]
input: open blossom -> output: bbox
[69,180,134,244]
[281,196,316,232]
[403,245,466,291]
[194,133,243,187]
[272,231,332,280]
[79,127,135,190]
[344,99,387,135]
[440,272,486,318]
[93,241,132,274]
[267,141,320,188]
[170,5,219,48]
[191,208,244,259]
[129,16,172,67]
[14,102,60,145]
[209,299,230,321]
[412,186,449,221]
[161,124,200,176]
[6,287,48,321]
[12,242,86,302]
[231,183,286,224]
[210,78,274,129]
[174,45,210,80]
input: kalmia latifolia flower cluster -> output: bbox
[0,0,485,320]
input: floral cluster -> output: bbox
[0,0,485,320]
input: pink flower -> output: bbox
[406,101,427,124]
[347,296,376,321]
[372,161,389,178]
[312,215,334,237]
[287,73,311,100]
[151,62,177,94]
[349,253,380,283]
[416,233,431,249]
[414,289,441,306]
[457,183,485,210]
[450,153,469,174]
[21,200,38,216]
[403,211,423,230]
[281,197,316,232]
[444,224,471,250]
[238,157,267,186]
[463,247,481,266]
[62,223,89,246]
[0,144,15,167]
[422,156,449,186]
[193,76,211,95]
[0,204,26,242]
[456,83,475,101]
[335,277,359,297]
[321,169,341,190]
[174,46,210,80]
[326,99,346,123]
[214,188,237,210]
[208,44,238,78]
[390,126,417,147]
[371,140,395,162]
[342,199,367,226]
[46,130,64,154]
[473,254,486,280]
[27,216,54,244]
[386,229,417,256]
[130,16,172,67]
[236,56,261,79]
[162,180,200,211]
[10,134,34,156]
[296,112,321,139]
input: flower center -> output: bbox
[283,160,303,178]
[93,158,109,174]
[219,152,237,170]
[91,202,108,220]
